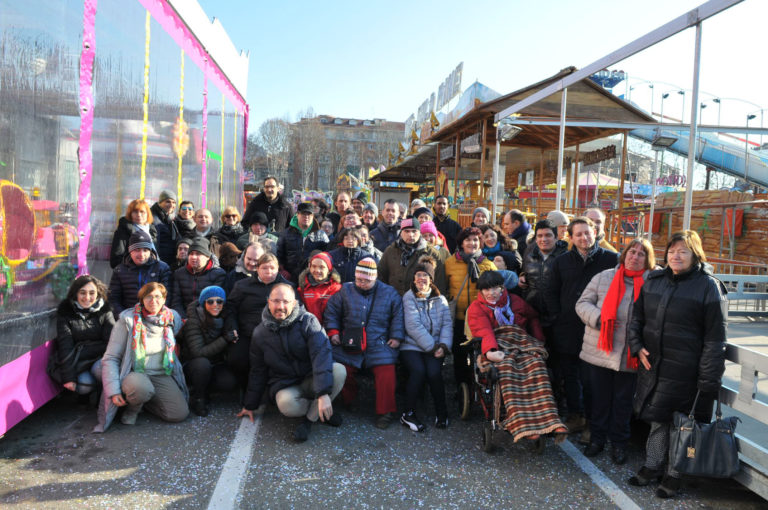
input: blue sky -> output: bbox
[198,0,767,131]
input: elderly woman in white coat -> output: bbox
[575,239,655,464]
[95,282,188,432]
[400,257,453,432]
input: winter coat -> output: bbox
[377,242,447,296]
[466,290,545,354]
[95,307,186,432]
[575,267,649,372]
[444,253,497,320]
[243,304,334,410]
[108,252,171,318]
[170,261,227,318]
[401,287,453,353]
[242,192,292,233]
[327,246,373,283]
[297,268,342,325]
[276,220,329,282]
[54,299,115,384]
[521,240,568,324]
[109,218,158,269]
[224,273,294,340]
[370,221,400,253]
[213,224,245,246]
[511,223,530,259]
[545,244,619,354]
[150,203,179,266]
[174,217,196,240]
[433,214,461,254]
[360,241,382,263]
[324,281,404,369]
[326,211,342,233]
[180,302,229,362]
[224,250,252,294]
[628,264,727,423]
[235,231,278,253]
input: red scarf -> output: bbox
[598,265,645,370]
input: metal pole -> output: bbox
[683,22,702,231]
[556,88,567,210]
[649,150,659,240]
[745,116,750,181]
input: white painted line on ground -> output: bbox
[207,416,262,510]
[558,439,642,510]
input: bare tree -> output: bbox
[291,111,326,190]
[257,118,291,183]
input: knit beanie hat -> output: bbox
[546,210,569,227]
[176,237,193,249]
[412,256,436,281]
[400,217,420,231]
[251,212,269,226]
[473,207,491,223]
[128,230,154,254]
[355,257,378,281]
[353,191,368,205]
[310,252,333,272]
[188,237,212,258]
[419,220,439,238]
[198,285,226,306]
[159,189,177,203]
[412,207,433,220]
[363,202,378,217]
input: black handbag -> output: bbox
[46,340,103,385]
[341,288,377,353]
[669,390,741,478]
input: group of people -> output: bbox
[50,175,727,500]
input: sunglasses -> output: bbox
[205,298,224,305]
[180,206,194,211]
[223,214,238,219]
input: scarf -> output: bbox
[219,223,244,238]
[482,242,502,257]
[598,265,645,370]
[134,223,150,234]
[131,304,176,375]
[458,250,484,282]
[72,298,104,319]
[307,272,329,286]
[511,221,530,241]
[290,215,313,238]
[187,257,213,275]
[195,226,212,237]
[493,300,515,326]
[396,237,426,267]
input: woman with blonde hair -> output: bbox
[214,206,245,245]
[109,199,157,268]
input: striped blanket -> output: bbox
[494,325,565,442]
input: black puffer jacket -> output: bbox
[545,244,619,354]
[628,264,727,423]
[242,192,292,233]
[181,302,229,362]
[370,221,400,253]
[213,224,245,246]
[243,303,333,410]
[150,203,179,267]
[276,220,329,282]
[433,214,461,254]
[223,273,295,340]
[54,299,115,384]
[109,218,158,269]
[170,260,227,318]
[522,240,568,325]
[108,252,171,317]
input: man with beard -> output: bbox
[242,176,292,233]
[432,195,461,254]
[361,202,379,232]
[276,202,329,283]
[150,190,179,266]
[171,238,226,318]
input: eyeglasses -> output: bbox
[484,286,504,294]
[180,207,194,211]
[205,298,224,305]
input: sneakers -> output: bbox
[400,411,425,432]
[293,418,312,442]
[434,416,449,429]
[375,412,398,430]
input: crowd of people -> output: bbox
[50,176,728,500]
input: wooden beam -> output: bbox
[479,119,488,200]
[435,142,440,197]
[454,133,460,203]
[617,132,629,245]
[538,149,544,209]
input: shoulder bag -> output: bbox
[341,287,377,353]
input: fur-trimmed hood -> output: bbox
[298,267,341,287]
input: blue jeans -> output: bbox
[76,359,102,395]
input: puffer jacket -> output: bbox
[628,264,727,423]
[370,221,400,253]
[360,241,382,263]
[150,203,179,266]
[242,192,292,233]
[276,219,329,282]
[444,253,497,320]
[170,260,227,318]
[54,299,115,384]
[109,218,158,269]
[324,281,404,369]
[433,214,461,254]
[180,302,229,362]
[327,246,372,283]
[243,303,334,411]
[401,286,453,353]
[466,289,545,354]
[521,240,567,324]
[213,224,245,246]
[95,307,186,432]
[575,266,649,372]
[377,241,447,296]
[223,273,294,340]
[297,268,342,324]
[545,244,619,354]
[108,251,171,318]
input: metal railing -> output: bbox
[715,274,768,318]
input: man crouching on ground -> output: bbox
[237,284,346,442]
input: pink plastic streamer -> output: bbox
[241,104,249,210]
[201,73,208,208]
[77,0,98,276]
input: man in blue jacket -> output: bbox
[237,284,346,442]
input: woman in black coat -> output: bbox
[109,200,158,269]
[52,275,115,394]
[627,230,727,498]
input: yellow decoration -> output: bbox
[176,49,185,201]
[139,10,150,200]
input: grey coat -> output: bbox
[94,307,186,433]
[575,267,648,372]
[401,288,453,353]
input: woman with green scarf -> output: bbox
[95,282,188,432]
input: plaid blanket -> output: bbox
[494,325,565,442]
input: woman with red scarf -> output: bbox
[575,239,655,464]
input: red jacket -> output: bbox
[297,268,342,325]
[467,289,545,354]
